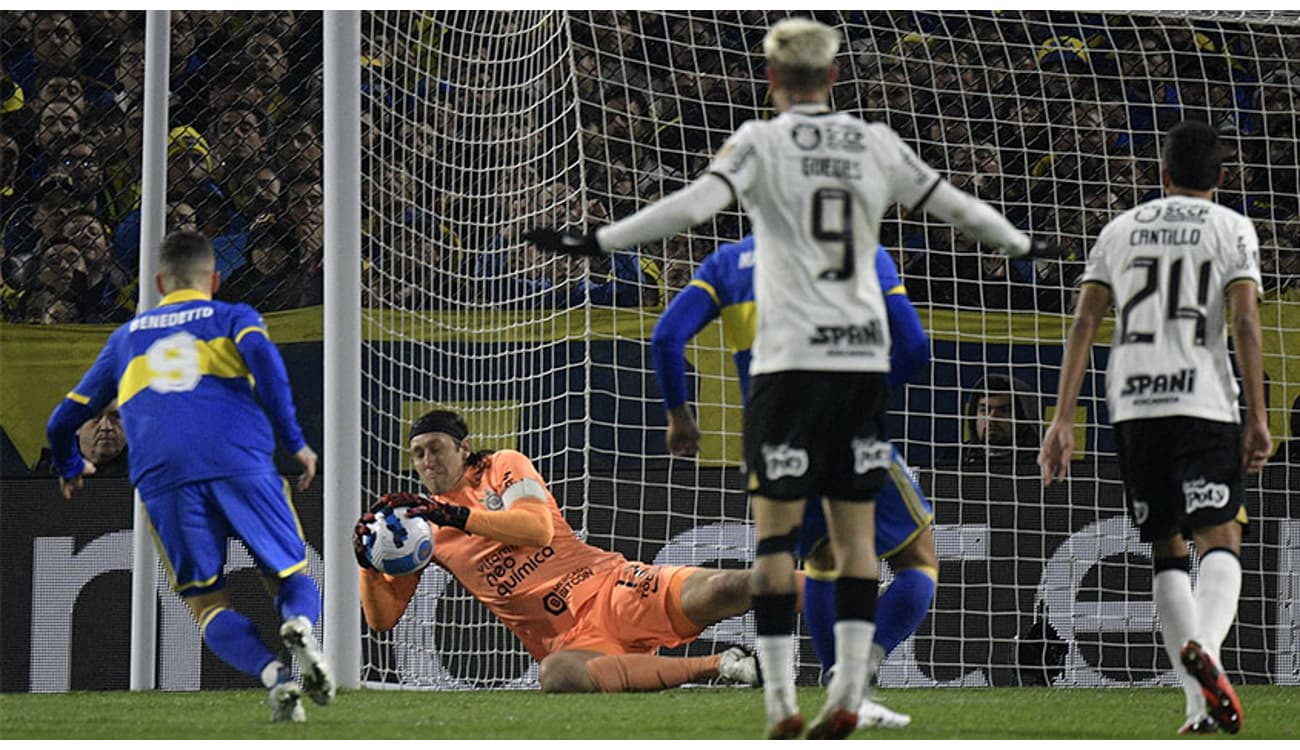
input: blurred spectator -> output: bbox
[1,186,73,290]
[31,70,91,114]
[28,12,82,91]
[79,11,136,102]
[32,99,82,173]
[205,56,270,120]
[82,106,141,225]
[242,27,291,119]
[219,222,305,311]
[16,235,84,323]
[284,178,323,281]
[60,209,123,322]
[114,126,242,277]
[274,117,322,182]
[947,373,1042,466]
[211,101,272,190]
[166,200,199,233]
[52,140,111,218]
[168,11,209,125]
[236,165,283,229]
[35,400,129,476]
[112,32,145,114]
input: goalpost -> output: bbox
[341,10,1299,690]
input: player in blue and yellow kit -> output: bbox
[650,235,937,728]
[45,230,333,723]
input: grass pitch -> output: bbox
[1,685,1296,740]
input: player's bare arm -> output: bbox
[1041,282,1112,485]
[666,405,701,457]
[293,445,318,491]
[1227,280,1272,473]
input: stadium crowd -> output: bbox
[1,10,1297,324]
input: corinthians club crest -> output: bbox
[483,490,505,511]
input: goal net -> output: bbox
[359,10,1300,689]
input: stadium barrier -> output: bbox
[3,464,1294,692]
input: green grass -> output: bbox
[1,686,1297,739]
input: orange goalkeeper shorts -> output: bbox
[543,563,703,656]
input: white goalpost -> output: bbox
[327,10,1299,690]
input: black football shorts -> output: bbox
[1112,416,1247,542]
[744,370,890,501]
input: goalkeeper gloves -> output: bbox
[352,493,434,569]
[1026,237,1065,259]
[523,227,606,259]
[405,497,471,532]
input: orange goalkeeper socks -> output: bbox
[585,652,720,692]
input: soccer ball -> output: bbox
[364,510,435,576]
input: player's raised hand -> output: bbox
[1240,418,1272,475]
[523,227,606,259]
[379,492,425,510]
[294,445,318,491]
[666,406,701,457]
[1038,420,1074,486]
[59,459,96,500]
[1026,236,1065,259]
[352,512,376,569]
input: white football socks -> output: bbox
[1153,568,1203,717]
[757,634,799,720]
[1195,550,1243,656]
[261,659,287,689]
[828,621,875,710]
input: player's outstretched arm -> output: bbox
[526,174,734,259]
[919,180,1062,259]
[1041,282,1111,485]
[1227,281,1272,473]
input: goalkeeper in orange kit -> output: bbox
[355,408,776,692]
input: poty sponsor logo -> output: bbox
[762,443,809,480]
[851,438,892,474]
[1183,478,1231,514]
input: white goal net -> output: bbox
[359,10,1300,689]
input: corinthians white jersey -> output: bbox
[1081,195,1261,424]
[708,105,939,375]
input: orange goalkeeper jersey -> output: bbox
[426,450,625,660]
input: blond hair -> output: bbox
[763,17,840,92]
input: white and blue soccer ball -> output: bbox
[365,510,435,576]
